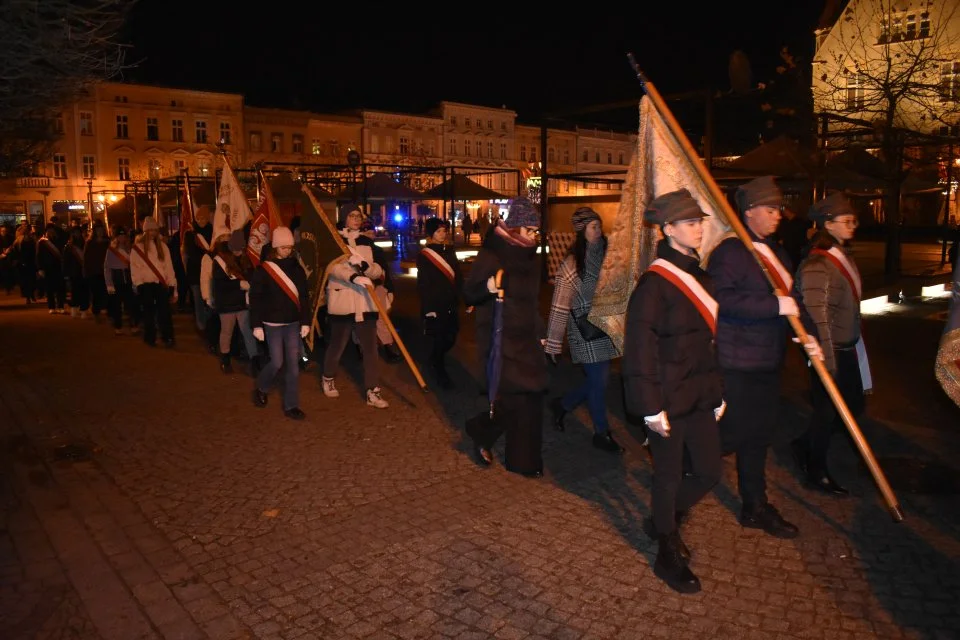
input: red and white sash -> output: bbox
[214,255,246,281]
[131,242,168,287]
[753,242,793,292]
[108,246,130,267]
[648,258,718,335]
[263,261,300,310]
[810,247,873,391]
[420,247,455,285]
[40,238,61,262]
[195,232,211,252]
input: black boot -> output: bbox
[220,354,233,374]
[592,431,625,454]
[550,397,567,432]
[654,531,700,594]
[806,468,849,496]
[250,355,263,377]
[643,516,690,561]
[252,389,268,408]
[740,503,799,539]
[382,342,403,363]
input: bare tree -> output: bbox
[0,0,133,174]
[812,0,960,275]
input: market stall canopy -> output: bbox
[423,173,507,201]
[334,172,425,201]
[713,135,816,180]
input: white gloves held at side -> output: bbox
[425,312,437,318]
[353,275,373,288]
[644,410,671,437]
[777,296,799,317]
[300,325,310,339]
[240,280,251,291]
[792,335,825,361]
[486,276,500,294]
[253,327,265,341]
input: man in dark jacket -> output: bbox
[416,217,462,388]
[182,205,215,348]
[707,176,814,539]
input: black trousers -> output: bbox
[45,272,65,309]
[468,392,544,474]
[109,280,140,330]
[800,348,865,473]
[425,310,458,371]
[87,275,108,315]
[647,409,721,535]
[720,369,781,509]
[138,282,174,344]
[324,317,379,391]
[70,276,89,311]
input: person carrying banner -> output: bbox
[792,192,869,497]
[249,227,310,419]
[182,205,216,348]
[545,207,624,454]
[416,217,462,389]
[210,230,259,375]
[104,227,140,335]
[320,205,390,409]
[707,176,813,538]
[622,189,722,594]
[63,225,89,318]
[130,218,178,347]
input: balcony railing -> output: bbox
[16,176,51,188]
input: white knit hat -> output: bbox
[142,218,159,232]
[272,226,294,248]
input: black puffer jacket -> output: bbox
[623,241,723,419]
[463,232,546,395]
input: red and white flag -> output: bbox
[246,174,284,267]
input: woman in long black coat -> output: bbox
[463,197,547,477]
[623,189,723,595]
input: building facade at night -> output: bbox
[0,83,637,226]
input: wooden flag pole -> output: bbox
[627,54,903,522]
[301,183,429,392]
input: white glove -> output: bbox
[300,325,310,339]
[353,275,373,288]
[348,253,365,266]
[37,270,44,278]
[777,296,799,317]
[486,276,500,294]
[240,280,251,291]
[793,335,824,361]
[714,399,727,421]
[204,298,213,307]
[643,411,671,437]
[425,312,437,318]
[106,286,115,295]
[253,327,265,341]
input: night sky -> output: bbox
[122,1,829,130]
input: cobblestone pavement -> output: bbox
[1,275,959,640]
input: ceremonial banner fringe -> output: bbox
[935,261,960,408]
[588,96,732,355]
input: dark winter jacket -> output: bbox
[622,241,723,420]
[183,224,213,285]
[463,232,547,395]
[36,237,64,276]
[63,241,85,281]
[249,256,310,329]
[212,255,252,314]
[707,233,794,372]
[416,243,462,316]
[82,238,110,279]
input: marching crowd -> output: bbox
[0,175,870,595]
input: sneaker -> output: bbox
[366,387,389,409]
[48,309,55,315]
[321,376,340,398]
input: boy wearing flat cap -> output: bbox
[707,175,810,539]
[623,188,722,594]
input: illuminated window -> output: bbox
[80,111,93,136]
[149,159,161,180]
[53,153,67,179]
[220,122,231,144]
[312,138,321,155]
[400,136,410,154]
[198,160,210,176]
[846,73,865,110]
[942,62,960,101]
[117,158,130,181]
[82,155,95,179]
